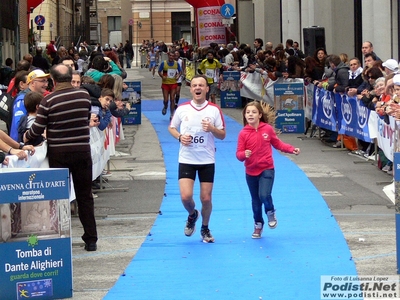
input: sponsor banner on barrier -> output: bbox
[220,71,240,108]
[313,87,337,132]
[122,81,142,125]
[274,82,304,110]
[336,94,371,142]
[0,169,73,299]
[375,113,395,162]
[276,109,305,133]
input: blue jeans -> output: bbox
[245,169,275,224]
[126,54,132,68]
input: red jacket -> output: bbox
[236,122,295,176]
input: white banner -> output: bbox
[197,7,226,47]
[373,112,395,161]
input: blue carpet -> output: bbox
[104,100,357,300]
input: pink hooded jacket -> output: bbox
[236,122,295,176]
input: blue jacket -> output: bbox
[10,89,29,141]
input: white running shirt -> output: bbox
[170,100,225,164]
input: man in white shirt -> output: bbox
[168,75,226,243]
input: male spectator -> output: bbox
[265,41,273,52]
[168,74,226,243]
[318,54,349,144]
[71,70,81,88]
[158,50,182,119]
[46,40,57,60]
[124,40,134,68]
[224,43,235,66]
[327,54,349,93]
[59,56,76,70]
[24,64,98,251]
[347,57,364,97]
[32,47,50,72]
[285,39,296,56]
[82,41,92,55]
[382,59,399,75]
[0,58,15,86]
[197,49,223,104]
[362,41,381,61]
[293,41,305,59]
[254,38,263,54]
[23,54,34,66]
[364,53,377,68]
[10,69,50,141]
[158,41,168,53]
[52,46,68,66]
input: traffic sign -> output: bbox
[221,18,234,25]
[128,19,134,26]
[34,15,45,26]
[220,4,234,18]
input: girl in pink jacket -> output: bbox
[236,101,300,238]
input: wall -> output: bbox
[237,0,254,46]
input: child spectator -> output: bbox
[17,91,44,146]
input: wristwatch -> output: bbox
[19,142,24,149]
[178,134,182,142]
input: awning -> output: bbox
[27,0,44,14]
[185,0,225,8]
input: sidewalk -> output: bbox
[62,67,399,298]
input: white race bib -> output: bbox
[205,69,214,79]
[167,69,177,78]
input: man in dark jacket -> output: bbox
[327,54,349,94]
[124,40,134,68]
[32,47,50,72]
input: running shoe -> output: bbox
[201,228,215,243]
[162,107,167,115]
[184,209,199,236]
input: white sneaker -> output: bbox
[267,210,277,229]
[252,222,263,239]
[101,170,112,177]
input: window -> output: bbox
[107,16,121,31]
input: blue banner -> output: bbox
[274,82,304,133]
[395,153,400,182]
[335,93,371,142]
[220,71,241,108]
[122,81,142,125]
[313,88,337,132]
[0,169,73,299]
[276,110,305,133]
[0,169,69,204]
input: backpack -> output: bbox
[0,90,15,133]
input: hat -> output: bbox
[27,69,50,84]
[393,74,400,86]
[382,59,399,72]
[104,43,111,51]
